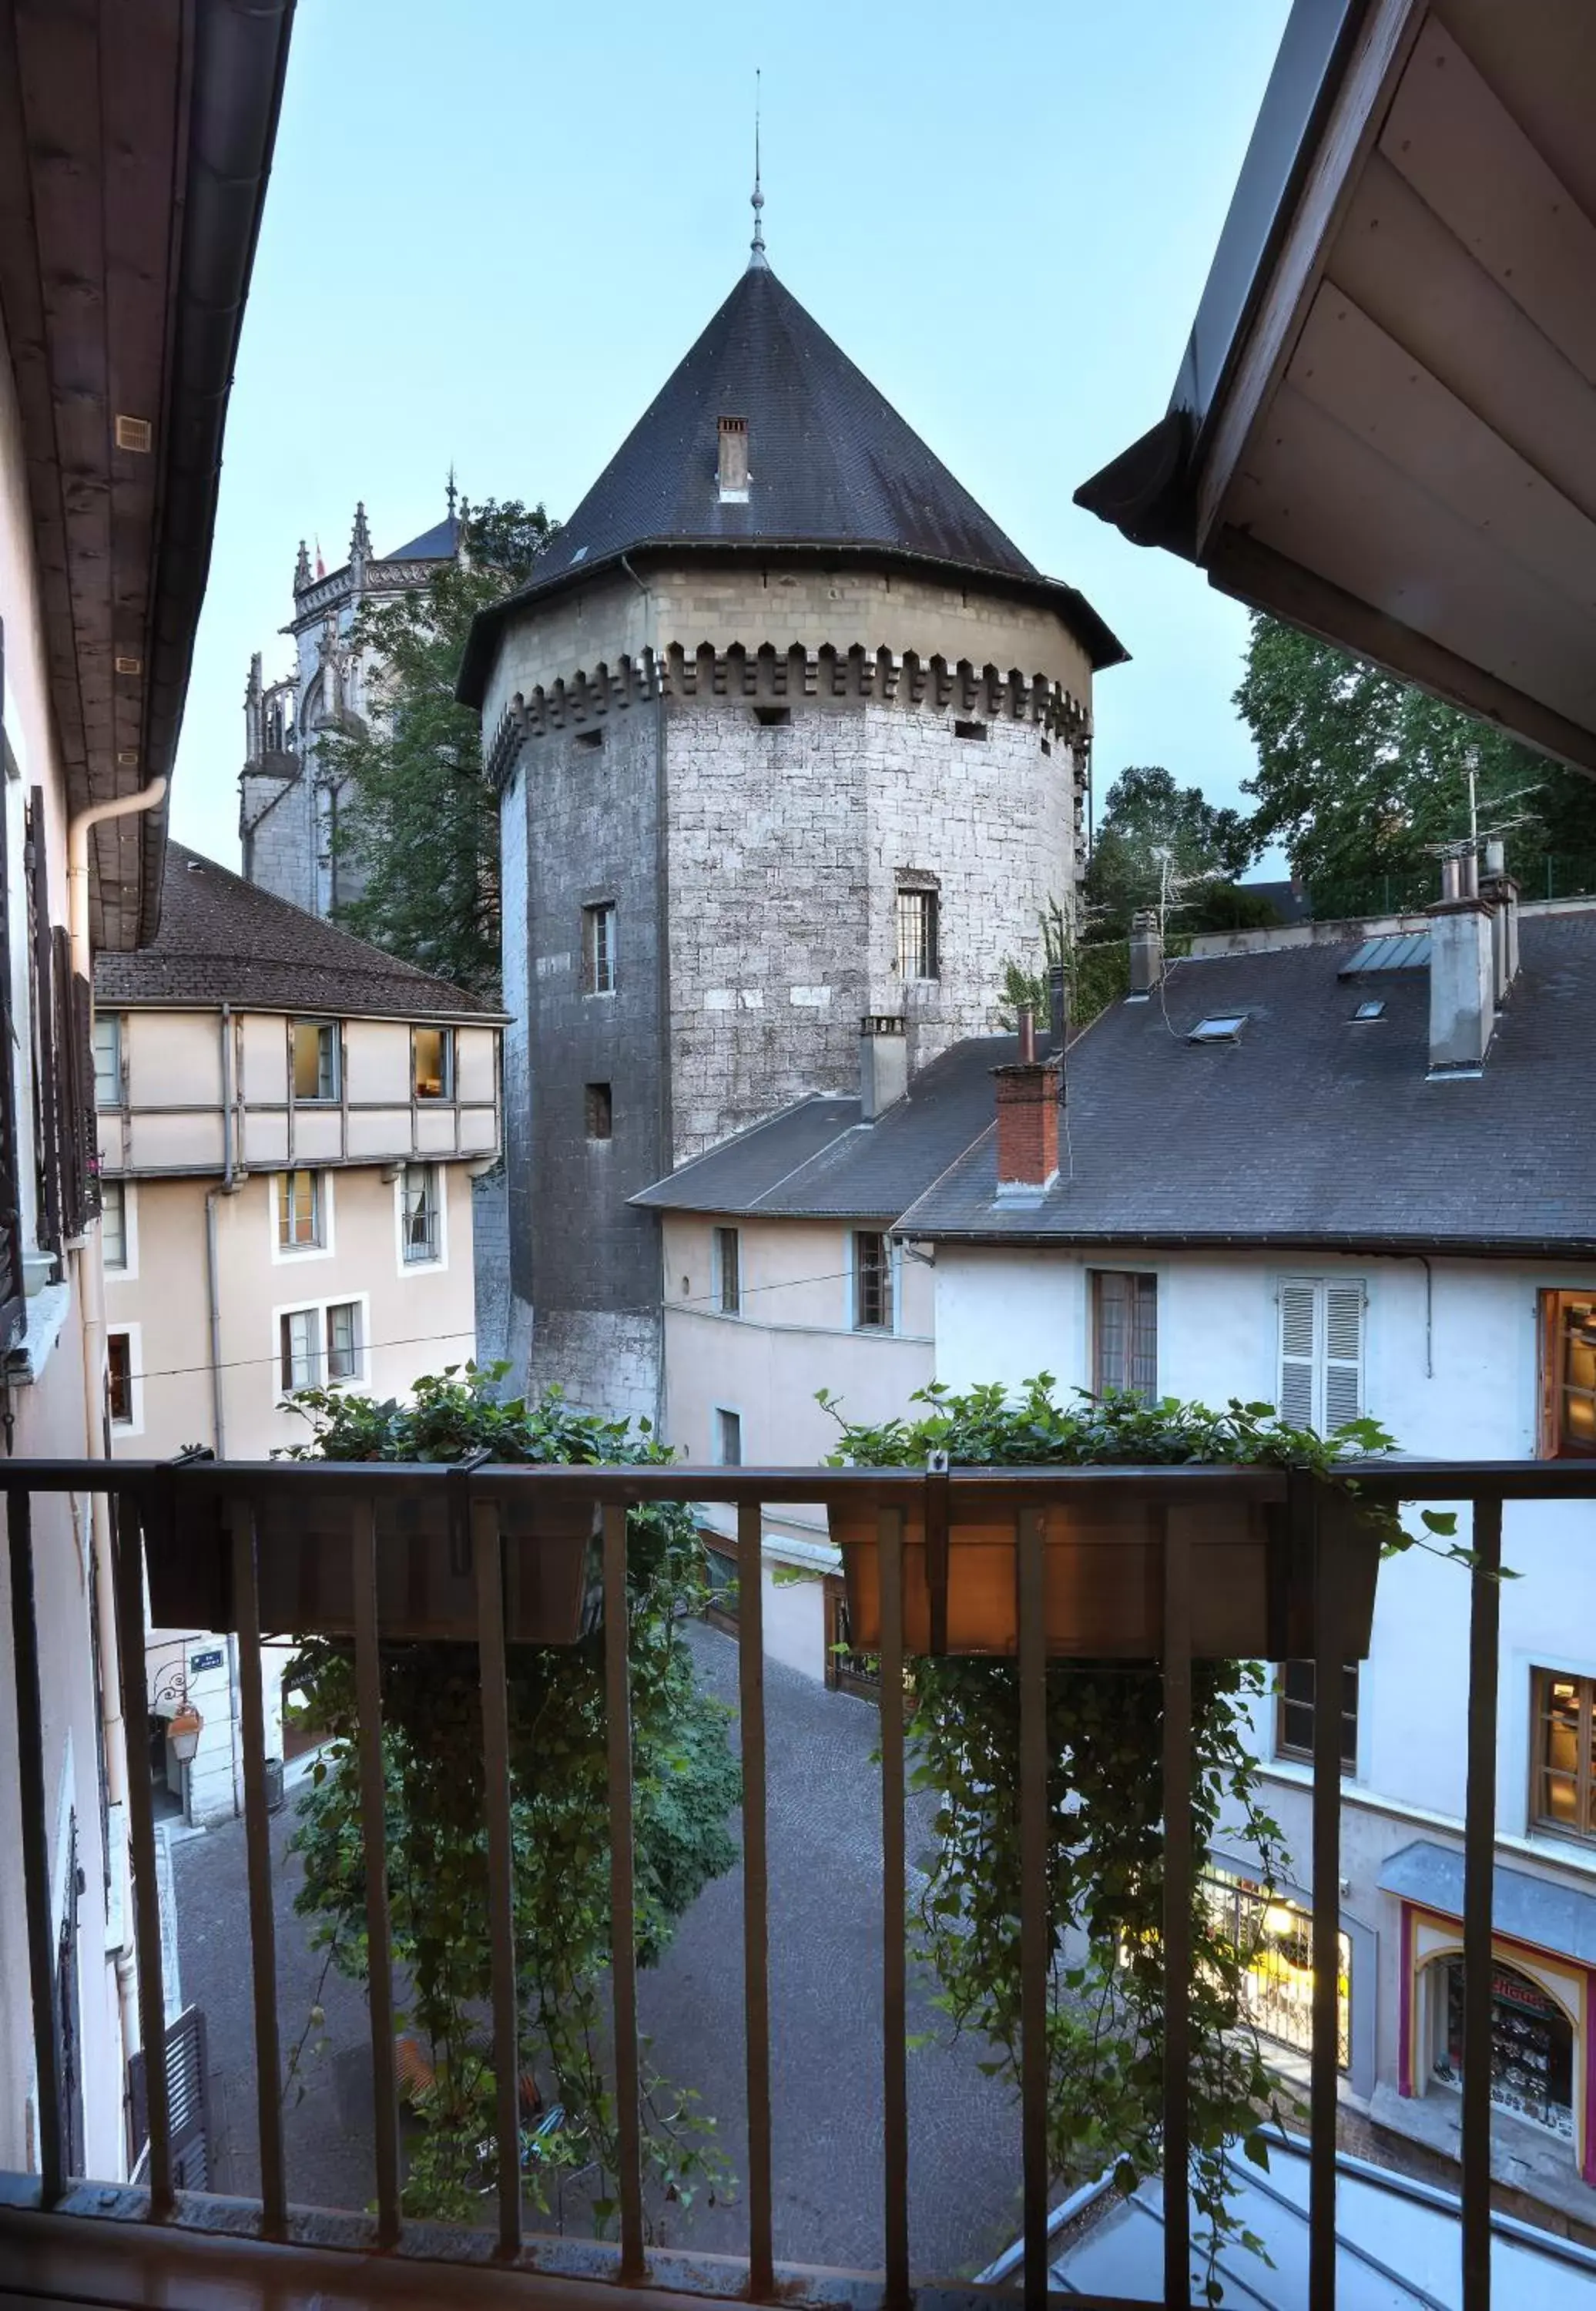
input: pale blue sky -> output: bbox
[172,0,1293,870]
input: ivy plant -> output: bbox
[820,1377,1448,2299]
[282,1365,739,2231]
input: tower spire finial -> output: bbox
[748,69,767,269]
[446,464,458,520]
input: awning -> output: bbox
[1378,1840,1596,1966]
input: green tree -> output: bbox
[1084,765,1262,937]
[1235,613,1596,911]
[283,1367,739,2227]
[322,500,555,998]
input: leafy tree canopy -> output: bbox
[322,499,555,999]
[1235,613,1596,911]
[1084,766,1266,937]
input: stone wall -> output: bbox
[240,766,317,913]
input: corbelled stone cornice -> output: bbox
[483,641,1091,795]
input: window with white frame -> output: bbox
[712,1226,741,1315]
[401,1164,441,1263]
[92,1014,122,1109]
[1278,1277,1365,1434]
[101,1179,127,1270]
[280,1306,320,1392]
[582,902,617,995]
[277,1169,324,1250]
[852,1230,894,1332]
[292,1018,339,1102]
[326,1300,362,1382]
[107,1330,134,1425]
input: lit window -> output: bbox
[326,1300,361,1383]
[1276,1659,1359,1773]
[1189,1015,1246,1044]
[585,1082,612,1140]
[1202,1869,1350,2071]
[102,1179,127,1270]
[853,1231,894,1332]
[894,887,939,981]
[1539,1292,1596,1459]
[277,1170,323,1249]
[582,903,617,995]
[412,1025,454,1101]
[93,1015,122,1109]
[107,1332,133,1425]
[1092,1271,1157,1400]
[713,1226,741,1316]
[400,1165,440,1263]
[292,1019,339,1102]
[1532,1669,1596,1841]
[280,1308,320,1392]
[715,1407,743,1466]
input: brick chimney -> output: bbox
[993,1008,1061,1191]
[1128,907,1163,995]
[1427,855,1497,1075]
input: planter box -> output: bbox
[146,1486,602,1646]
[830,1484,1379,1661]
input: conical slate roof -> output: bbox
[458,263,1124,703]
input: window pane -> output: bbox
[293,1021,337,1101]
[326,1301,359,1380]
[92,1016,121,1108]
[401,1166,438,1261]
[854,1232,891,1329]
[281,1308,320,1391]
[101,1180,126,1269]
[413,1026,451,1100]
[107,1334,132,1424]
[715,1227,740,1315]
[1278,1659,1358,1771]
[278,1170,319,1247]
[1534,1671,1594,1839]
[1094,1272,1128,1392]
[583,904,616,995]
[894,887,939,981]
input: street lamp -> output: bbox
[151,1664,204,1763]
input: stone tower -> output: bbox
[458,250,1125,1419]
[240,489,464,917]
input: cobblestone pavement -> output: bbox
[170,1624,1024,2279]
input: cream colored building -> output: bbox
[94,845,502,1823]
[633,1028,1018,1679]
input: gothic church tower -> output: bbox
[458,241,1124,1418]
[240,491,464,917]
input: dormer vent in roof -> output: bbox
[718,415,749,502]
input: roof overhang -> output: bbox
[0,0,294,949]
[1075,0,1596,776]
[458,538,1128,709]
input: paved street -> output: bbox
[171,1624,1024,2279]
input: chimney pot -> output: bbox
[1017,1005,1036,1062]
[1484,837,1505,877]
[1440,856,1462,903]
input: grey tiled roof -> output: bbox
[94,846,501,1021]
[895,912,1596,1254]
[458,264,1125,702]
[631,1037,1027,1220]
[383,513,459,562]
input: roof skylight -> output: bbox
[1351,999,1386,1021]
[1189,1015,1246,1044]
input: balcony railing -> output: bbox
[3,1454,1591,2311]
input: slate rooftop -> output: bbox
[94,845,502,1021]
[897,908,1596,1256]
[635,907,1596,1259]
[458,262,1123,703]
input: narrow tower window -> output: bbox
[585,1082,613,1140]
[582,903,617,995]
[895,886,940,981]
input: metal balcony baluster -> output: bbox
[113,1483,171,2214]
[230,1496,287,2237]
[10,1488,65,2209]
[736,1497,775,2296]
[877,1504,910,2309]
[1161,1507,1195,2307]
[602,1499,646,2279]
[471,1488,521,2261]
[350,1494,401,2247]
[1307,1470,1342,2311]
[1463,1493,1504,2311]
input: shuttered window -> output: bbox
[1278,1278,1365,1434]
[1093,1271,1158,1400]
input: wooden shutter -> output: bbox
[129,2005,210,2190]
[1278,1280,1318,1428]
[1323,1282,1364,1431]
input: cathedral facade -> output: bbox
[239,494,462,917]
[461,250,1125,1420]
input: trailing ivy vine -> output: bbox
[283,1367,739,2229]
[821,1378,1438,2298]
